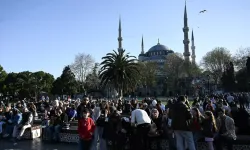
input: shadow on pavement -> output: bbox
[0,138,78,150]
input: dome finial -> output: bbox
[157,38,160,44]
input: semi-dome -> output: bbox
[148,43,169,52]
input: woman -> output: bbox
[91,103,107,150]
[191,107,204,150]
[149,108,164,150]
[202,111,217,150]
[78,109,95,150]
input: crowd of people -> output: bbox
[0,93,250,150]
[0,100,37,145]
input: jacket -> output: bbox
[169,102,192,131]
[216,115,236,140]
[13,113,22,125]
[78,117,95,140]
[21,112,33,125]
[202,119,215,138]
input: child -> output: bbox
[202,111,217,150]
[78,109,95,150]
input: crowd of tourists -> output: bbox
[0,93,250,150]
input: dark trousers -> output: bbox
[79,139,92,150]
[132,123,151,150]
[214,134,233,150]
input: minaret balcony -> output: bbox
[183,52,191,56]
[183,39,190,44]
[183,27,189,32]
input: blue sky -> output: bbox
[0,0,249,78]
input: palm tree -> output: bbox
[99,50,140,97]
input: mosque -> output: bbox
[115,2,196,96]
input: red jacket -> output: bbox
[78,117,96,140]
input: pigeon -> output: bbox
[199,10,207,13]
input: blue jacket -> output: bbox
[13,113,22,125]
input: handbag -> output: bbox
[147,121,159,137]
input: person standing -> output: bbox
[78,109,96,150]
[169,96,196,150]
[214,108,236,150]
[131,108,151,150]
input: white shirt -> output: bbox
[131,109,151,125]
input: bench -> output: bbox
[42,126,79,143]
[20,125,42,140]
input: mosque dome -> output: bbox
[148,39,170,52]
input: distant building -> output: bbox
[114,2,196,96]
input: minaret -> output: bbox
[183,1,190,62]
[117,17,123,53]
[141,36,144,54]
[191,30,196,64]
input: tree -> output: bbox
[60,66,78,95]
[51,77,63,95]
[247,57,250,75]
[16,71,37,99]
[3,73,18,97]
[70,53,95,86]
[85,63,101,91]
[99,50,140,97]
[221,62,236,92]
[165,53,184,77]
[233,47,250,70]
[0,65,7,94]
[32,71,54,99]
[164,53,184,92]
[201,47,232,84]
[235,68,249,92]
[137,62,157,88]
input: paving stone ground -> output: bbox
[0,138,77,150]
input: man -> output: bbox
[15,107,33,140]
[168,96,195,150]
[77,97,90,119]
[227,94,234,104]
[214,108,236,150]
[131,108,151,150]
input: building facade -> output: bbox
[115,2,196,96]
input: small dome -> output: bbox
[148,43,169,52]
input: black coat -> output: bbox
[202,119,215,138]
[169,102,192,131]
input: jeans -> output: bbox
[193,131,203,150]
[174,130,196,150]
[79,138,93,150]
[91,126,107,150]
[5,124,14,135]
[0,121,5,134]
[167,132,177,150]
[47,125,61,141]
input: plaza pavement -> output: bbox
[0,138,77,150]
